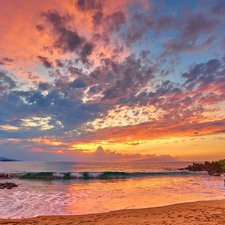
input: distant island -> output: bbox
[0,157,20,162]
[180,159,225,176]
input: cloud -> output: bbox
[1,52,224,142]
[208,0,225,19]
[100,53,156,101]
[181,58,225,101]
[42,10,95,64]
[155,14,179,36]
[38,82,51,91]
[37,55,53,68]
[80,42,95,63]
[0,57,14,66]
[221,36,225,50]
[103,11,126,33]
[0,71,17,92]
[163,13,219,55]
[76,0,103,12]
[182,58,221,83]
[121,25,146,46]
[92,10,104,28]
[36,24,45,32]
[43,10,85,53]
[67,118,225,145]
[69,77,87,88]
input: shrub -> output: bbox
[218,159,225,170]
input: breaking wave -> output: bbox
[0,171,195,180]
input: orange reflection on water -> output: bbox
[61,175,224,215]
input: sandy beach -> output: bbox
[1,199,225,224]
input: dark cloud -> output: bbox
[28,72,39,80]
[53,27,85,54]
[181,58,221,85]
[221,36,225,50]
[159,69,171,77]
[43,10,94,64]
[92,32,109,44]
[121,25,146,45]
[145,16,154,29]
[209,0,225,19]
[0,71,17,91]
[76,0,103,12]
[149,80,181,97]
[139,50,150,59]
[182,14,217,39]
[100,54,156,101]
[0,57,14,65]
[68,66,84,77]
[1,57,13,63]
[163,13,219,55]
[42,11,84,52]
[38,82,51,91]
[104,11,126,33]
[36,24,45,31]
[132,14,142,23]
[155,14,179,36]
[69,78,87,88]
[92,10,103,28]
[55,59,64,67]
[37,55,53,68]
[42,10,70,28]
[80,42,95,63]
[112,45,124,56]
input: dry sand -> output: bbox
[1,200,225,224]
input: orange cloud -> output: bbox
[68,118,225,145]
[31,147,44,152]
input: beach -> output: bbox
[1,200,225,224]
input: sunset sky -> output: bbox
[0,0,225,161]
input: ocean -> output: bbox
[0,161,225,219]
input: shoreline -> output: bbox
[1,199,225,224]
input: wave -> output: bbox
[0,171,195,180]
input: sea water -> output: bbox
[0,161,225,219]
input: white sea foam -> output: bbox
[0,182,78,219]
[53,172,64,178]
[70,172,83,178]
[194,171,208,175]
[88,172,103,178]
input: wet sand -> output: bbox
[1,200,225,224]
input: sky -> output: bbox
[0,0,225,161]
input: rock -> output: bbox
[0,182,18,189]
[0,173,11,179]
[180,160,225,176]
